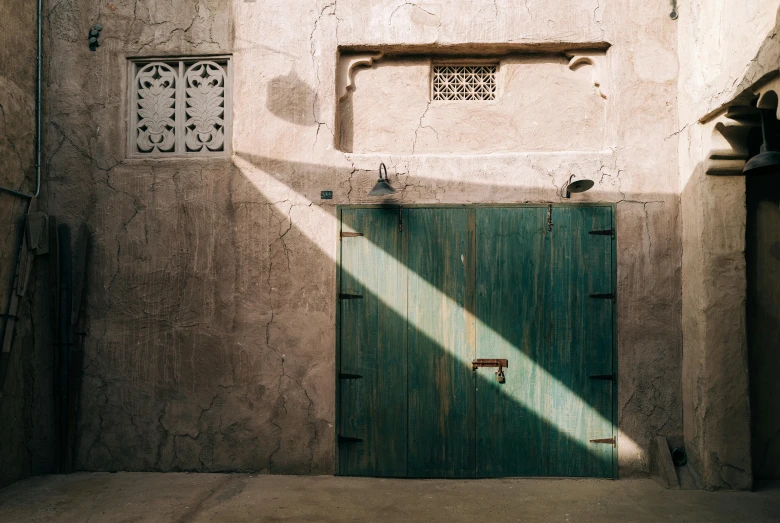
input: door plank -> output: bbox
[475,207,550,477]
[339,208,408,476]
[407,208,476,478]
[547,206,614,477]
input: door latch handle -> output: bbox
[472,359,508,383]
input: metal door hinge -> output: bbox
[339,373,363,379]
[589,229,614,238]
[339,293,363,300]
[590,437,616,447]
[340,231,363,238]
[589,373,615,381]
[589,293,615,302]
[338,435,363,443]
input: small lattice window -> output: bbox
[128,57,231,156]
[432,64,497,101]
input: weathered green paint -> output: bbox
[338,206,615,478]
[475,207,550,477]
[338,208,408,476]
[406,208,476,478]
[546,206,614,477]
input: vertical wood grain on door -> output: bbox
[338,208,408,476]
[475,207,549,477]
[547,206,614,477]
[475,206,614,478]
[338,206,615,478]
[407,208,476,478]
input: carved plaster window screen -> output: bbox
[128,57,232,157]
[432,65,497,101]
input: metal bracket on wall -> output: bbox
[590,437,616,447]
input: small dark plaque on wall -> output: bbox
[321,191,333,200]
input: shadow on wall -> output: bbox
[337,206,615,477]
[223,151,678,475]
[266,71,319,127]
[73,157,676,476]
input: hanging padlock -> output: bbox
[496,368,506,384]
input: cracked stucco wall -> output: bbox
[342,56,606,154]
[0,0,56,488]
[677,1,780,490]
[40,0,681,477]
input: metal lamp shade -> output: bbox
[743,109,780,176]
[368,179,395,196]
[567,179,594,193]
[369,163,396,196]
[564,178,594,198]
[743,151,780,176]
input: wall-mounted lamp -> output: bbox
[743,109,780,176]
[561,175,595,198]
[368,163,395,197]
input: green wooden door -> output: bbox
[338,206,615,478]
[474,206,615,478]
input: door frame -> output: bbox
[335,203,618,478]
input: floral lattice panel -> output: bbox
[129,57,231,156]
[432,65,497,101]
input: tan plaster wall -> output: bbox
[677,0,780,490]
[40,0,681,478]
[342,56,606,154]
[678,0,780,131]
[0,0,55,488]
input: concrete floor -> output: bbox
[0,474,779,522]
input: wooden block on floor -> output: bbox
[650,436,680,489]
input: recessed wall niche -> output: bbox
[337,49,609,154]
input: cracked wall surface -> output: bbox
[678,1,780,490]
[341,55,607,154]
[36,0,684,478]
[0,0,56,488]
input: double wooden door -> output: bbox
[338,206,615,478]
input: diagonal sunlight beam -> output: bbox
[233,155,639,455]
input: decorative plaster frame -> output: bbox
[704,72,780,176]
[337,53,384,101]
[704,107,756,176]
[125,55,233,159]
[755,74,780,121]
[565,51,608,99]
